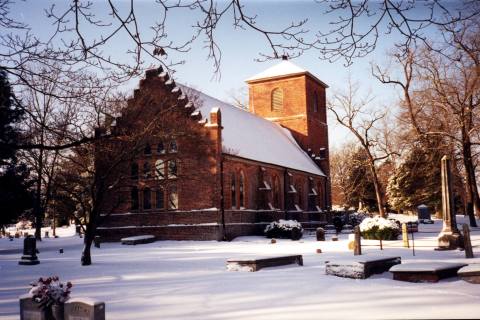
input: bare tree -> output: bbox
[328,78,397,217]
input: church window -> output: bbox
[143,188,151,210]
[231,173,237,209]
[156,188,165,209]
[131,163,139,180]
[157,142,165,154]
[271,88,283,111]
[239,171,245,208]
[143,162,151,178]
[168,185,178,209]
[131,187,139,210]
[144,143,151,155]
[155,160,165,180]
[169,140,178,153]
[168,159,177,179]
[273,175,280,209]
[308,177,317,211]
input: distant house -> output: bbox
[97,58,331,241]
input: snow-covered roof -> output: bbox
[181,85,325,176]
[245,60,329,88]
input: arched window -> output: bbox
[143,188,151,210]
[156,188,164,209]
[144,143,151,155]
[168,159,177,178]
[131,163,139,180]
[155,160,165,180]
[169,140,178,153]
[313,92,318,112]
[273,175,280,209]
[157,142,165,154]
[271,88,283,111]
[239,171,245,209]
[168,185,178,210]
[231,173,237,209]
[131,187,139,210]
[143,162,151,179]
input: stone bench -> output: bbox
[121,235,155,245]
[390,262,467,283]
[458,264,480,284]
[326,256,401,279]
[227,255,303,272]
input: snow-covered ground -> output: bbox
[1,216,480,320]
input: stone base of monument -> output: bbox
[18,255,40,265]
[326,256,401,279]
[121,235,155,245]
[436,232,464,250]
[227,255,303,272]
[390,262,467,283]
[458,265,480,284]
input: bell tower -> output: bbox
[245,58,329,166]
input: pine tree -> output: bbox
[0,69,33,229]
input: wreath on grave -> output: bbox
[359,216,400,240]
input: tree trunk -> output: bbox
[368,161,385,217]
[462,135,478,227]
[81,224,94,266]
[34,149,44,240]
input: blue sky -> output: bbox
[11,0,444,148]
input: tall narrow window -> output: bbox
[168,159,177,178]
[308,178,317,211]
[239,171,245,208]
[131,187,139,210]
[156,188,165,209]
[155,160,165,180]
[169,140,178,153]
[313,92,318,112]
[157,142,165,154]
[168,185,178,209]
[144,143,151,155]
[296,183,304,210]
[273,175,280,209]
[143,188,151,210]
[131,163,139,180]
[271,88,283,111]
[143,162,151,179]
[231,173,236,209]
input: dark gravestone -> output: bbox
[75,225,81,235]
[462,224,474,259]
[19,294,45,320]
[417,204,431,220]
[94,236,101,248]
[316,227,325,241]
[19,236,40,265]
[64,298,105,320]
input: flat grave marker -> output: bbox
[326,256,401,279]
[121,235,155,245]
[227,255,303,272]
[457,264,480,284]
[390,262,467,283]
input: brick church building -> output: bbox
[97,58,331,241]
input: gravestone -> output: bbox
[19,236,40,265]
[44,231,49,238]
[64,298,105,320]
[19,294,45,320]
[353,226,362,256]
[437,156,463,250]
[316,227,325,241]
[94,236,101,248]
[462,224,474,258]
[417,204,430,220]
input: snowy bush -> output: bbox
[264,219,303,240]
[359,216,400,240]
[29,276,72,308]
[348,212,368,226]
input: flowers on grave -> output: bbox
[359,216,400,240]
[264,219,303,240]
[29,276,72,309]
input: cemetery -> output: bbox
[1,212,479,320]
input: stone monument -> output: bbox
[437,155,463,250]
[19,236,40,265]
[64,298,105,320]
[19,294,45,320]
